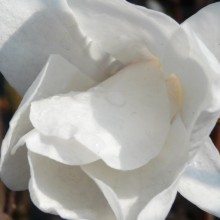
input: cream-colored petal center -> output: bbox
[166,74,184,119]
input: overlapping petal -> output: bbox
[67,0,220,158]
[82,116,189,220]
[0,0,122,95]
[161,28,209,130]
[137,180,178,220]
[0,1,220,219]
[25,129,99,165]
[0,55,96,190]
[66,0,179,64]
[30,61,171,170]
[161,18,220,159]
[182,3,220,63]
[28,150,116,220]
[181,4,220,155]
[178,138,220,217]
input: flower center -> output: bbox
[166,74,184,119]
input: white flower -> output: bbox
[1,0,220,219]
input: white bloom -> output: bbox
[1,0,220,219]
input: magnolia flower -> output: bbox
[1,0,220,219]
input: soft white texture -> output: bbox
[1,0,220,220]
[66,0,178,64]
[137,180,178,220]
[0,55,98,190]
[181,4,220,158]
[25,129,99,165]
[30,61,170,170]
[0,0,122,95]
[28,150,116,220]
[82,116,188,220]
[182,3,220,64]
[179,138,220,217]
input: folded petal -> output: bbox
[0,55,95,190]
[161,3,220,140]
[30,61,170,170]
[182,3,220,63]
[178,138,220,217]
[180,4,220,155]
[137,180,178,220]
[0,0,122,95]
[24,129,99,165]
[82,116,189,220]
[67,0,220,158]
[66,0,179,64]
[161,28,208,129]
[28,151,115,220]
[162,21,220,157]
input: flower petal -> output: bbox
[161,22,220,157]
[0,55,96,190]
[182,3,220,63]
[0,0,122,95]
[25,129,99,165]
[82,116,189,220]
[28,150,116,220]
[66,0,179,64]
[161,28,208,130]
[137,180,178,220]
[180,4,220,155]
[30,61,171,170]
[178,138,220,217]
